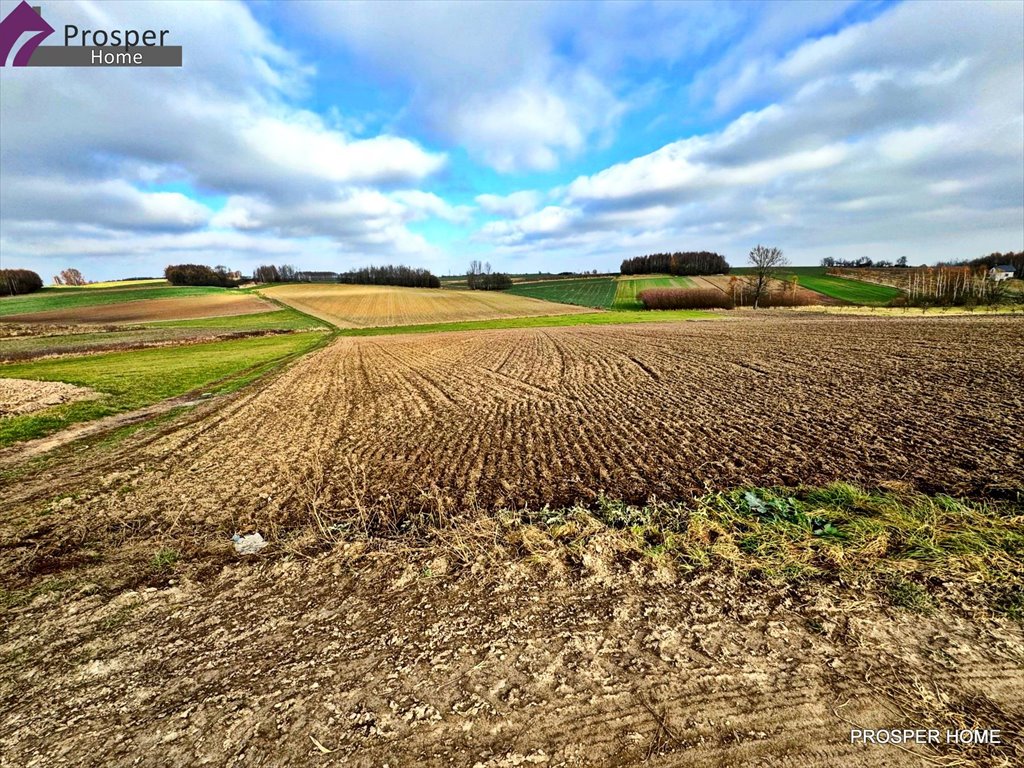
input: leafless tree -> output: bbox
[60,268,86,286]
[746,245,787,309]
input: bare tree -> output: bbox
[467,260,482,289]
[746,245,787,309]
[60,268,86,286]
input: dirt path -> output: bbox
[1,555,1020,767]
[0,393,210,466]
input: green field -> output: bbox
[731,266,902,305]
[0,284,229,317]
[143,307,324,331]
[504,277,617,309]
[0,332,327,446]
[612,276,695,310]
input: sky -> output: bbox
[0,0,1022,281]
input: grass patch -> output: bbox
[335,309,717,337]
[149,548,179,572]
[505,277,618,309]
[0,332,327,446]
[473,483,1023,604]
[143,308,324,331]
[0,284,229,317]
[612,276,696,310]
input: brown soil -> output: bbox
[1,554,1021,767]
[8,294,275,324]
[0,377,100,417]
[1,313,1022,766]
[15,314,1014,538]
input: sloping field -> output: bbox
[44,315,1022,531]
[263,283,595,328]
[731,267,901,304]
[4,293,275,324]
[504,277,617,309]
[0,284,228,317]
[613,275,695,309]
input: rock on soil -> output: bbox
[0,377,100,417]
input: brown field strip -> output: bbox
[22,315,1020,533]
[262,283,595,328]
[5,293,275,324]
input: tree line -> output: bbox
[941,251,1023,278]
[620,251,730,276]
[820,256,910,268]
[0,269,43,296]
[337,265,440,288]
[253,264,299,283]
[165,264,240,287]
[466,260,513,290]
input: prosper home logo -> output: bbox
[0,1,181,67]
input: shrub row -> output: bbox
[638,288,734,309]
[638,286,816,310]
[0,269,44,296]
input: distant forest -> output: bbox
[620,252,730,276]
[337,265,441,288]
[821,256,910,268]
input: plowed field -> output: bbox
[61,315,1022,533]
[262,284,594,328]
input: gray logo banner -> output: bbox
[28,45,182,66]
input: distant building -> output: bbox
[988,265,1015,282]
[297,271,339,283]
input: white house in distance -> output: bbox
[988,264,1016,281]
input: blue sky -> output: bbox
[1,0,1021,280]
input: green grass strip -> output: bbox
[0,332,327,447]
[612,276,696,310]
[142,308,325,331]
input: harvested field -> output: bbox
[5,293,275,325]
[263,284,594,328]
[27,315,1020,535]
[0,377,99,417]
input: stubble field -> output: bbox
[262,283,595,328]
[42,315,1021,536]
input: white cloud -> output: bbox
[0,177,211,231]
[0,0,450,273]
[476,191,544,217]
[292,1,625,172]
[476,1,1024,264]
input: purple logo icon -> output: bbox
[0,1,54,66]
